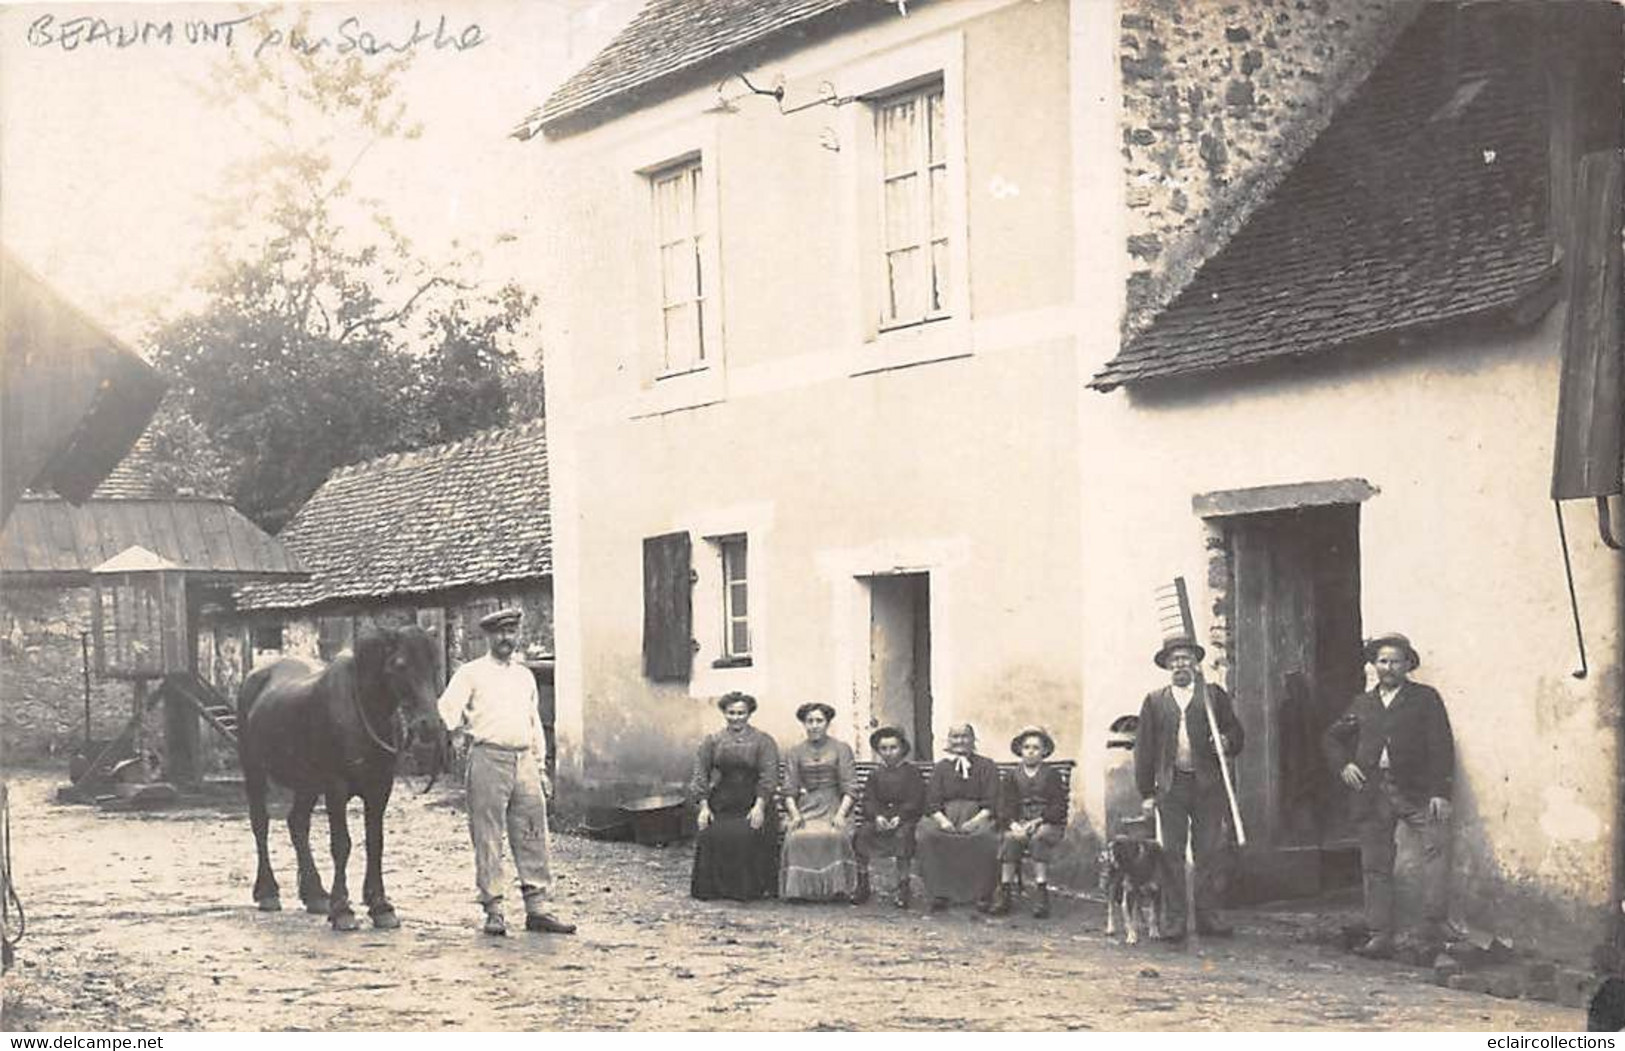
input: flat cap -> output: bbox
[478,608,523,631]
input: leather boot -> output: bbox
[852,870,872,906]
[989,881,1014,916]
[1031,884,1051,919]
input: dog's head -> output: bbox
[1109,836,1163,883]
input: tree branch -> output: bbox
[338,274,471,342]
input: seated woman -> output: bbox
[779,702,857,902]
[992,725,1068,919]
[853,726,925,909]
[690,692,780,901]
[915,723,1001,912]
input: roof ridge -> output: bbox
[324,418,548,480]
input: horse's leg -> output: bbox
[287,792,330,914]
[246,760,281,911]
[324,788,360,932]
[362,782,398,929]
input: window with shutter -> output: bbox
[643,531,694,681]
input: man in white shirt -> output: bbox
[438,608,575,936]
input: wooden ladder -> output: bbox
[158,672,239,748]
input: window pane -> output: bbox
[929,166,949,238]
[887,247,922,322]
[881,98,919,175]
[884,175,919,249]
[729,581,748,617]
[730,621,751,658]
[661,242,696,303]
[724,540,745,581]
[664,303,697,369]
[927,89,946,165]
[930,238,949,314]
[653,174,684,239]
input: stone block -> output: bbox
[1555,968,1599,1010]
[1485,972,1523,1000]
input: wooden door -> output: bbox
[1230,504,1363,900]
[868,573,933,761]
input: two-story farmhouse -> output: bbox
[525,0,1622,957]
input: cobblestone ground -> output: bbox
[0,772,1586,1031]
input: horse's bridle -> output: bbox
[351,669,442,795]
[351,677,401,757]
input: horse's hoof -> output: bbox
[303,897,331,915]
[330,911,360,932]
[257,897,282,913]
[370,909,400,930]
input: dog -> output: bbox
[1099,836,1164,945]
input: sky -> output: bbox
[0,0,642,350]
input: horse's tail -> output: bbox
[236,666,276,756]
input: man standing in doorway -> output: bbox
[1135,634,1245,941]
[1324,632,1453,958]
[438,608,576,937]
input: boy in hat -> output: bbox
[992,726,1068,918]
[852,726,925,908]
[438,607,576,937]
[1323,632,1454,958]
[1135,635,1244,940]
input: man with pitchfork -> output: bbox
[1134,634,1245,942]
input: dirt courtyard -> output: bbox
[0,771,1586,1031]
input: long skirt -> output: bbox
[691,774,778,901]
[780,786,856,900]
[916,799,1000,903]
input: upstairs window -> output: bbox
[876,82,949,329]
[650,158,707,373]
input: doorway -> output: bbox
[1227,502,1364,900]
[865,573,933,761]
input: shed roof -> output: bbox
[1090,5,1557,391]
[523,0,866,134]
[234,419,551,612]
[0,496,309,585]
[2,250,166,522]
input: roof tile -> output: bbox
[235,420,551,611]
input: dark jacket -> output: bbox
[1134,683,1244,800]
[1322,681,1454,808]
[998,763,1068,826]
[925,754,1000,815]
[862,761,926,825]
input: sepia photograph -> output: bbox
[1,0,1622,1034]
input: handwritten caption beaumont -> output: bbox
[25,11,485,56]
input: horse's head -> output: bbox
[355,625,447,741]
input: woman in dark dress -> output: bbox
[853,726,926,909]
[690,692,780,901]
[992,725,1068,918]
[915,723,1001,911]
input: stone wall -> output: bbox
[0,587,128,764]
[1120,0,1420,333]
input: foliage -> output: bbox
[146,14,537,533]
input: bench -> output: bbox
[776,759,1075,826]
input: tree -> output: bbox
[146,14,536,532]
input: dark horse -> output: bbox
[238,626,445,930]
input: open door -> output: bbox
[866,573,933,761]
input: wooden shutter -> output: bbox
[643,531,693,682]
[1552,150,1624,500]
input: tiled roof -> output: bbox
[1091,7,1557,391]
[235,420,551,611]
[525,0,861,133]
